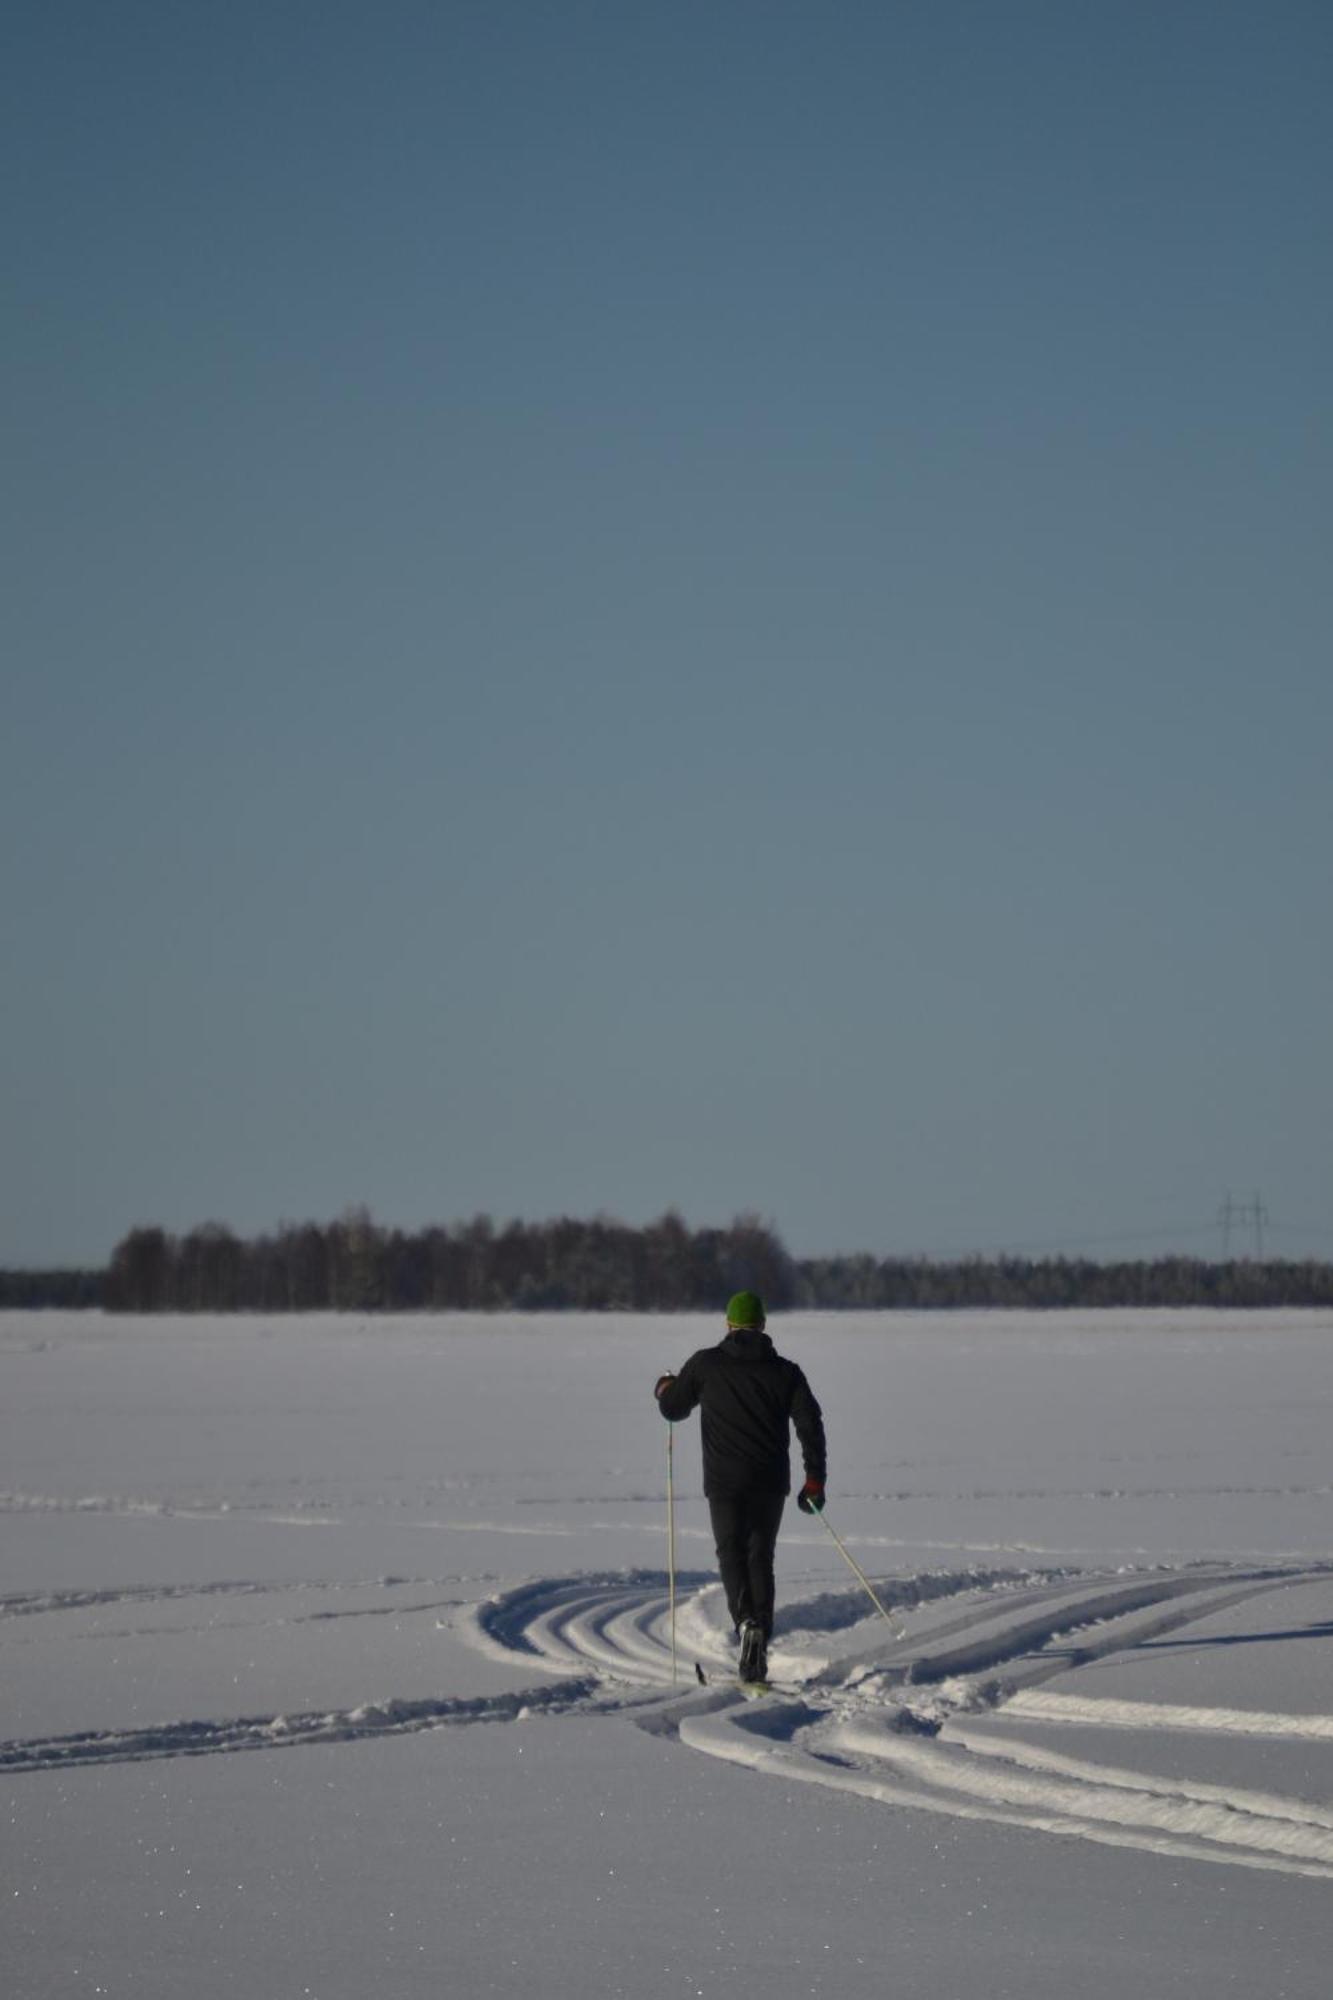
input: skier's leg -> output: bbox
[743,1492,786,1640]
[706,1493,752,1632]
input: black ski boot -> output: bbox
[738,1619,768,1684]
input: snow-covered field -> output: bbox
[5,1309,1333,1997]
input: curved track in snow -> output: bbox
[463,1560,1333,1879]
[10,1558,1333,1877]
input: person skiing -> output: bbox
[654,1290,826,1684]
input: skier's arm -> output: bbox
[790,1368,827,1484]
[655,1355,701,1422]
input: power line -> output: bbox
[1218,1191,1271,1259]
[893,1222,1218,1262]
[885,1200,1331,1264]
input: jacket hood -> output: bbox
[723,1327,775,1362]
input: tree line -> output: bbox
[3,1210,1332,1312]
[799,1250,1333,1310]
[0,1267,103,1310]
[101,1210,795,1313]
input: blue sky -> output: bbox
[4,1,1330,1265]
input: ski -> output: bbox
[693,1660,793,1698]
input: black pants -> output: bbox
[707,1490,786,1640]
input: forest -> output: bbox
[4,1211,1332,1312]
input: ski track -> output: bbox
[0,1677,600,1772]
[11,1556,1333,1879]
[0,1490,341,1526]
[0,1575,494,1649]
[460,1558,1333,1879]
[518,1482,1333,1505]
[0,1575,490,1619]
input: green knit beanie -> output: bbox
[725,1290,766,1329]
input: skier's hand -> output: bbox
[654,1373,676,1400]
[796,1478,825,1514]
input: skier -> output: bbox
[654,1290,826,1684]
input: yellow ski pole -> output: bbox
[813,1505,907,1640]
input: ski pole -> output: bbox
[666,1423,678,1684]
[812,1505,907,1640]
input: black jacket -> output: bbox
[656,1328,826,1498]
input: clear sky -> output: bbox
[4,1,1330,1267]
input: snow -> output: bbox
[5,1309,1333,1995]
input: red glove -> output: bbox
[654,1374,676,1399]
[797,1478,825,1515]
